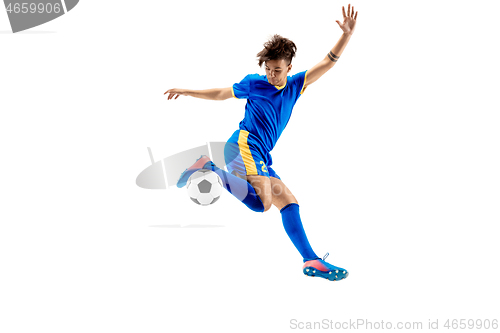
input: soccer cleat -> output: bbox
[302,253,349,281]
[176,155,213,188]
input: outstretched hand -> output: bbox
[336,4,357,35]
[164,88,186,100]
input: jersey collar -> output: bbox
[264,76,287,90]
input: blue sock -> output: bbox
[203,162,264,213]
[280,203,320,262]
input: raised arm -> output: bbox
[164,87,233,101]
[304,4,358,89]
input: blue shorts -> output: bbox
[224,129,280,180]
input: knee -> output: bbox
[261,195,273,212]
[244,192,272,213]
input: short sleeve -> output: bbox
[300,70,308,94]
[293,70,308,95]
[232,74,252,99]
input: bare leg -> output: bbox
[270,177,298,210]
[245,175,273,212]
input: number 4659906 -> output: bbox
[6,2,62,14]
[444,319,498,329]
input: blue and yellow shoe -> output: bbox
[302,253,349,281]
[176,155,212,188]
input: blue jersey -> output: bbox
[231,71,308,153]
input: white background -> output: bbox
[1,0,499,332]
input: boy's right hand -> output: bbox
[164,88,187,100]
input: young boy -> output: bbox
[165,4,358,281]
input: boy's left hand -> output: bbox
[336,4,358,35]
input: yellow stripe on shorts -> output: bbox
[238,130,258,175]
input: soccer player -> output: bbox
[165,4,358,281]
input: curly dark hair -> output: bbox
[256,34,297,67]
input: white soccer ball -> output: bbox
[186,169,223,206]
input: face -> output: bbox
[265,59,292,86]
